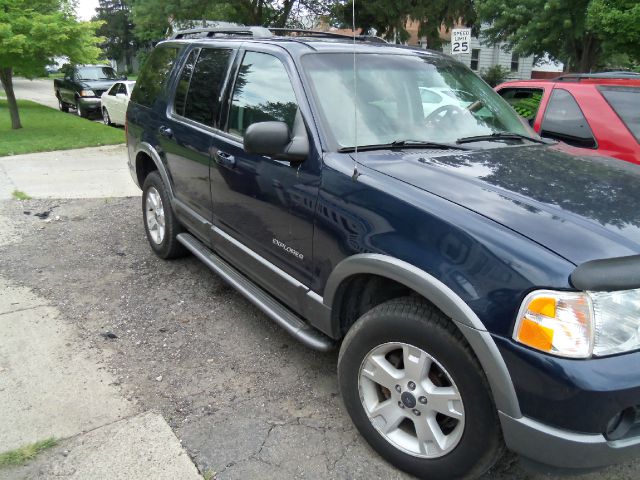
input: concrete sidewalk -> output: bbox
[0,178,199,478]
[0,145,139,200]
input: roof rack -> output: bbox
[171,26,273,39]
[554,72,640,81]
[268,28,387,43]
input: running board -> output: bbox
[177,233,335,352]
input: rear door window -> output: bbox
[130,45,180,108]
[182,48,233,127]
[540,89,596,148]
[598,86,640,143]
[227,51,298,137]
[173,49,199,117]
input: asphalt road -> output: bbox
[1,196,639,480]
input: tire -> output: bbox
[102,107,113,126]
[338,298,504,480]
[58,96,69,113]
[141,171,186,259]
[75,99,88,118]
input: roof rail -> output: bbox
[268,27,387,43]
[554,72,640,81]
[171,26,273,39]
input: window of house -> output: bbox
[510,53,519,72]
[541,88,596,148]
[227,51,298,137]
[470,49,480,71]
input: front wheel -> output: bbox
[75,100,88,118]
[338,298,504,479]
[142,171,186,259]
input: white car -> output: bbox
[100,81,136,126]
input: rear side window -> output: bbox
[183,48,233,127]
[599,86,640,143]
[173,49,199,117]
[130,46,180,108]
[540,89,596,149]
[227,51,298,137]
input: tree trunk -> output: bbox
[276,0,295,28]
[0,67,22,130]
[576,34,601,73]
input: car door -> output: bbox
[160,46,236,240]
[210,46,320,313]
[61,68,77,104]
[539,88,597,150]
[103,82,118,117]
[113,83,128,124]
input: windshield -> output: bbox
[77,66,118,80]
[301,53,534,149]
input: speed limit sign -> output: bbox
[451,28,471,55]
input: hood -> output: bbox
[80,80,118,92]
[359,145,640,265]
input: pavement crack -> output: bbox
[0,303,52,316]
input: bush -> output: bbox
[480,65,511,87]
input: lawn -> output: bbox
[0,99,124,156]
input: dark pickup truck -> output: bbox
[126,27,640,480]
[54,65,124,117]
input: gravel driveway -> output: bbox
[1,197,638,480]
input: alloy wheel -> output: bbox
[145,187,166,245]
[358,342,465,458]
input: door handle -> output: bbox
[158,126,173,138]
[215,150,236,168]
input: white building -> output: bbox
[441,36,535,80]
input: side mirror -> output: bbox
[120,75,128,80]
[244,114,308,163]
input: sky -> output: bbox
[76,0,100,21]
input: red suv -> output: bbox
[496,74,640,164]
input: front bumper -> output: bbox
[501,412,640,469]
[77,97,101,110]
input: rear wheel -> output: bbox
[338,298,503,479]
[58,96,69,113]
[142,171,186,259]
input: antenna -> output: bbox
[351,0,359,181]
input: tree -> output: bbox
[587,0,640,65]
[477,0,640,73]
[130,0,330,42]
[0,0,102,129]
[93,0,136,73]
[480,65,511,87]
[330,0,476,48]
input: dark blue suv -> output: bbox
[126,27,640,479]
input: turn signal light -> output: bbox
[514,291,593,358]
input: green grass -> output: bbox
[0,438,58,468]
[12,190,31,200]
[0,99,124,156]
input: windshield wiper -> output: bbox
[338,140,470,153]
[456,132,554,145]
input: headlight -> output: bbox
[79,90,95,97]
[513,289,640,358]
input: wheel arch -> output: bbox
[134,143,175,199]
[323,253,521,417]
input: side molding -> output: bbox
[323,253,521,417]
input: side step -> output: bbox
[177,233,335,352]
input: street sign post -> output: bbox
[451,28,471,55]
